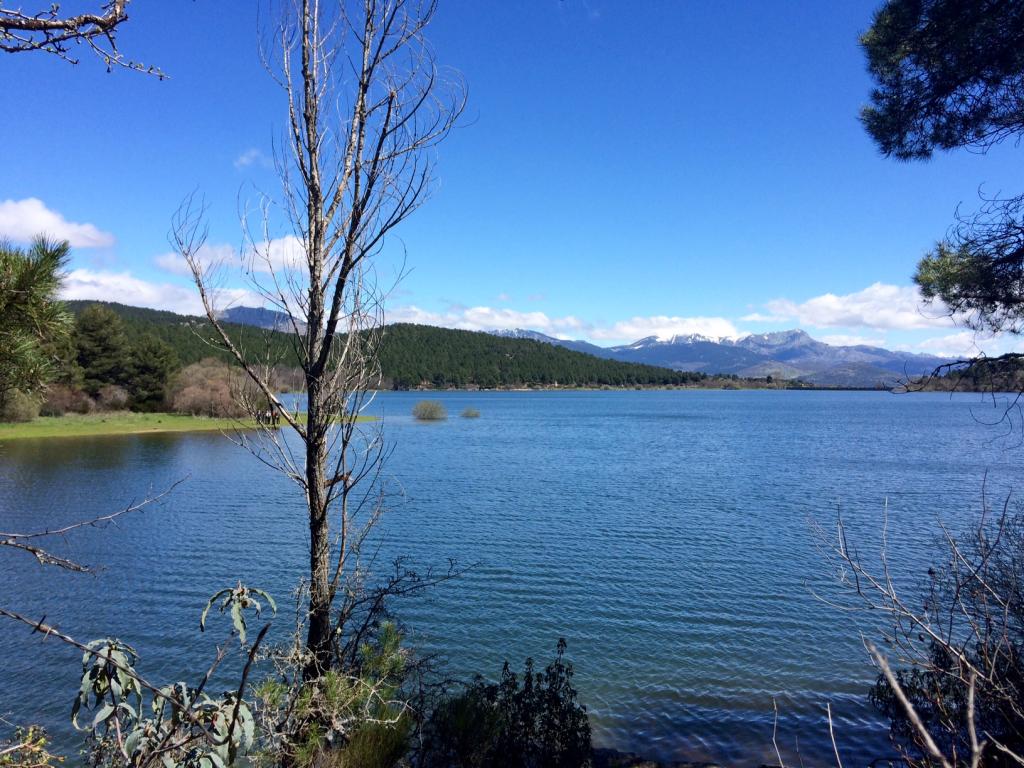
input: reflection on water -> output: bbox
[1,390,1021,765]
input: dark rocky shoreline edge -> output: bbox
[592,748,780,768]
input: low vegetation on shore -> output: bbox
[0,412,264,441]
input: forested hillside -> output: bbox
[64,301,713,389]
[378,323,709,388]
[64,301,297,366]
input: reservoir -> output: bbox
[2,390,1020,764]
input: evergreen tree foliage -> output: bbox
[74,304,133,396]
[378,324,706,389]
[64,300,299,369]
[128,335,179,411]
[861,0,1024,334]
[0,238,71,410]
[861,0,1024,160]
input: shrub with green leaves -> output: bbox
[412,400,447,421]
[68,584,273,768]
[0,390,40,423]
[420,639,591,768]
[0,725,62,767]
[257,621,412,768]
[200,582,276,645]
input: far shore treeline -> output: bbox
[49,300,813,403]
[7,298,1007,426]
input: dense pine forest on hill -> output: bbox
[377,323,713,388]
[64,301,295,367]
[65,301,776,390]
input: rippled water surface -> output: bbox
[2,390,1023,764]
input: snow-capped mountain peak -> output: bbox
[486,325,951,387]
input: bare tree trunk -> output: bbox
[174,0,464,686]
[305,387,333,676]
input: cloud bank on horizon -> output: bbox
[3,197,1020,360]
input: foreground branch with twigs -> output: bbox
[818,488,1024,767]
[1,595,271,768]
[0,480,182,572]
[0,0,161,74]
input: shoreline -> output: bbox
[0,412,374,442]
[0,413,265,442]
[592,747,778,768]
[0,386,982,441]
[389,384,890,393]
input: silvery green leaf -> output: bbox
[230,601,245,644]
[253,588,277,615]
[125,727,142,755]
[92,701,115,729]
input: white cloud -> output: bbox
[739,312,781,323]
[154,243,237,277]
[0,198,114,248]
[752,282,954,331]
[388,304,739,344]
[914,331,1024,359]
[589,315,741,341]
[61,269,260,316]
[153,236,305,277]
[234,148,272,170]
[248,235,304,273]
[389,304,586,336]
[915,332,984,358]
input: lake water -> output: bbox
[2,390,1023,765]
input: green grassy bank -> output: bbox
[0,412,375,441]
[0,412,261,441]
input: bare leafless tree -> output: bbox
[172,0,464,682]
[817,492,1024,767]
[0,0,160,74]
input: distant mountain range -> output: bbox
[64,301,718,390]
[191,305,949,388]
[215,306,308,334]
[493,328,950,387]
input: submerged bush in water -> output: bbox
[460,407,480,419]
[412,400,447,421]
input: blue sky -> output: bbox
[4,0,1023,356]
